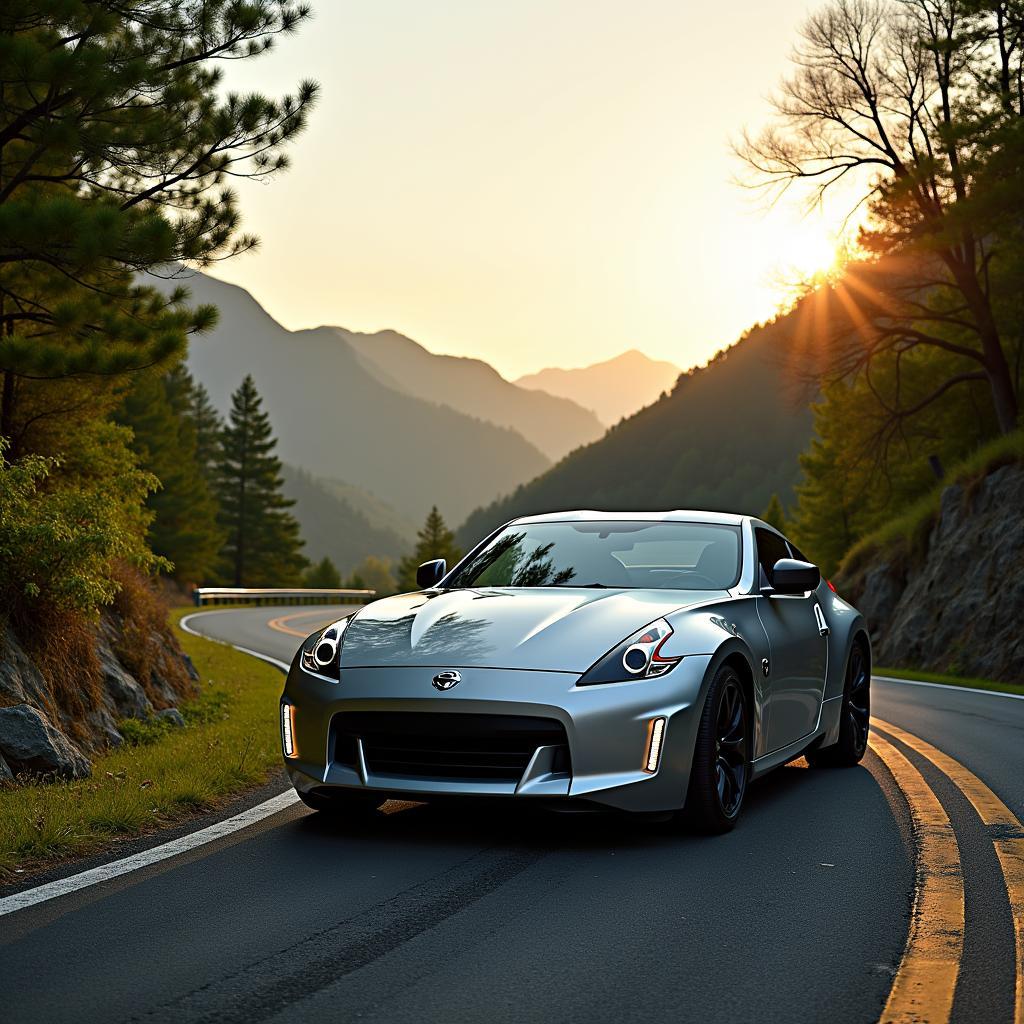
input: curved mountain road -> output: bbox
[2,605,1022,1024]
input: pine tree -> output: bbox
[0,2,318,450]
[759,494,788,534]
[216,376,305,586]
[397,508,462,591]
[304,556,341,589]
[190,381,224,482]
[117,365,223,583]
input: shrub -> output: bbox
[0,425,162,618]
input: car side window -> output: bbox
[755,528,790,587]
[787,540,809,563]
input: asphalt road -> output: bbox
[3,605,1022,1024]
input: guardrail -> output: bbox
[192,587,376,607]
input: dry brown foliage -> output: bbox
[107,564,195,707]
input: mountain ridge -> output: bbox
[153,269,551,525]
[280,464,410,574]
[340,327,604,461]
[515,349,682,426]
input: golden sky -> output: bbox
[207,0,846,380]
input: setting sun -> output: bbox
[770,226,843,283]
[749,212,847,293]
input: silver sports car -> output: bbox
[281,511,871,832]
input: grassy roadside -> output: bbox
[876,666,1024,698]
[0,608,285,881]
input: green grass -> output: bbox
[0,608,285,881]
[841,429,1024,577]
[875,665,1024,697]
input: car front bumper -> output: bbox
[281,653,714,813]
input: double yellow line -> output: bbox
[266,609,338,638]
[869,718,1024,1024]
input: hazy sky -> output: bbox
[208,0,847,380]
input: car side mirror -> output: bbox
[770,558,820,595]
[415,558,447,589]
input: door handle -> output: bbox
[813,603,830,636]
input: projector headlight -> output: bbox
[578,618,682,686]
[300,617,350,680]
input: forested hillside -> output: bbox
[457,304,821,546]
[280,465,410,574]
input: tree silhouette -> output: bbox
[190,381,225,483]
[0,1,317,448]
[216,375,305,586]
[398,507,462,591]
[304,556,342,589]
[759,494,788,534]
[117,365,223,583]
[739,0,1023,436]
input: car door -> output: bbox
[754,527,828,753]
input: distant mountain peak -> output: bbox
[515,349,681,426]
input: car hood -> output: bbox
[339,587,726,673]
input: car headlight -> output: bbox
[300,617,350,680]
[577,618,682,686]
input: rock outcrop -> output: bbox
[0,605,196,783]
[0,704,92,779]
[841,461,1024,681]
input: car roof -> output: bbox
[507,509,746,527]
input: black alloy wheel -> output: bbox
[808,641,870,768]
[715,678,748,816]
[683,665,750,833]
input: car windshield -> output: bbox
[446,521,742,591]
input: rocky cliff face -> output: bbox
[0,608,197,782]
[841,461,1024,682]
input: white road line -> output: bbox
[873,675,1024,702]
[0,612,300,919]
[179,611,292,671]
[0,790,300,918]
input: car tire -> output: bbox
[297,789,381,817]
[807,640,870,768]
[682,664,750,834]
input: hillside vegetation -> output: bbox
[836,433,1024,682]
[839,430,1024,584]
[281,465,410,574]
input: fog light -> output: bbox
[644,717,666,773]
[281,704,297,758]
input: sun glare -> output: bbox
[767,223,843,286]
[718,212,852,335]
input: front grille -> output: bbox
[332,712,569,783]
